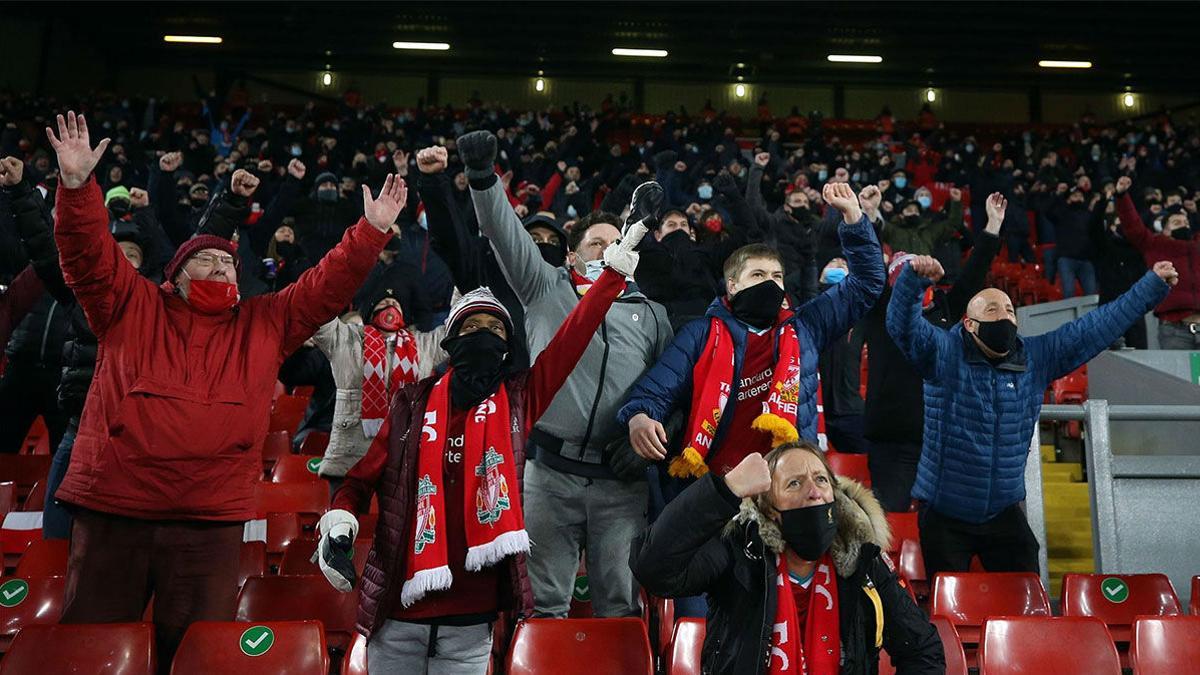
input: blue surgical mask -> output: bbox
[818,170,829,181]
[964,143,976,154]
[418,212,428,230]
[851,172,861,183]
[567,204,578,219]
[894,177,908,189]
[583,259,605,282]
[698,184,713,200]
[1092,146,1102,160]
[822,268,848,284]
[291,145,302,157]
[917,195,932,209]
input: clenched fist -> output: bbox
[754,152,770,168]
[159,151,183,173]
[908,254,945,282]
[823,181,862,224]
[417,146,448,174]
[1116,176,1132,195]
[287,158,306,180]
[230,169,260,197]
[129,187,149,209]
[1154,261,1179,286]
[858,185,882,214]
[724,452,772,498]
[0,157,23,187]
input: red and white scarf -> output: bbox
[361,326,420,437]
[400,371,529,607]
[570,268,595,296]
[669,317,802,478]
[770,553,841,675]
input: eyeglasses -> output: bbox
[189,252,236,269]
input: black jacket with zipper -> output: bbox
[631,473,944,675]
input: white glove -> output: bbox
[313,509,359,592]
[602,218,648,277]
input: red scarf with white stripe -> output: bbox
[770,553,841,675]
[400,372,528,607]
[361,326,420,437]
[669,317,802,478]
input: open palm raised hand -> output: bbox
[362,174,408,232]
[45,111,110,189]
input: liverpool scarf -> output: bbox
[669,318,802,478]
[770,553,841,675]
[400,371,529,607]
[361,325,420,437]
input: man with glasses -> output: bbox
[43,111,405,668]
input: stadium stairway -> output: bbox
[1040,444,1094,599]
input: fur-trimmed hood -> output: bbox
[724,477,892,578]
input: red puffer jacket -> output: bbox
[53,177,390,521]
[1118,193,1200,322]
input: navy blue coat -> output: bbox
[886,266,1169,523]
[617,214,884,458]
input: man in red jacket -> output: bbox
[1115,175,1200,349]
[45,111,403,668]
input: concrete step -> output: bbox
[1040,445,1057,463]
[1048,558,1094,575]
[1041,462,1084,483]
[1044,503,1092,519]
[1043,483,1090,507]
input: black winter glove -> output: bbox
[457,131,498,181]
[606,437,654,482]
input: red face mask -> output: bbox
[372,306,405,332]
[184,275,239,314]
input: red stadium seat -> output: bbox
[341,631,367,675]
[170,620,328,675]
[931,572,1051,644]
[238,542,266,588]
[0,483,15,521]
[898,539,927,599]
[253,482,328,520]
[1061,573,1181,642]
[0,456,52,498]
[19,481,45,512]
[507,618,654,675]
[885,512,919,553]
[235,575,359,651]
[978,616,1119,675]
[13,538,68,577]
[270,395,309,434]
[279,537,373,576]
[655,596,675,659]
[931,615,969,675]
[1129,615,1200,675]
[0,525,40,569]
[665,617,704,675]
[271,454,324,483]
[0,622,156,674]
[0,575,66,652]
[828,452,871,487]
[261,430,292,472]
[264,511,303,569]
[299,431,330,457]
[1192,576,1199,616]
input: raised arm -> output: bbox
[1,158,70,304]
[459,132,560,305]
[885,260,954,380]
[1115,175,1172,254]
[47,112,151,338]
[945,192,1005,319]
[416,146,485,291]
[272,174,400,355]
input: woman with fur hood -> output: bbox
[631,440,944,674]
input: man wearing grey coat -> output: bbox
[453,132,673,617]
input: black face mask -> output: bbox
[778,501,837,561]
[108,199,131,219]
[536,242,566,268]
[189,196,209,208]
[1171,227,1192,241]
[973,318,1018,355]
[441,330,508,409]
[901,214,921,228]
[730,280,785,330]
[659,229,692,250]
[788,205,809,220]
[274,241,297,259]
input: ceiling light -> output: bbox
[1122,92,1135,108]
[734,83,747,98]
[321,72,333,87]
[163,35,222,44]
[535,78,546,92]
[925,88,937,103]
[827,54,882,63]
[1038,60,1092,69]
[392,41,450,51]
[612,48,668,58]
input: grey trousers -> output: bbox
[366,620,492,675]
[522,458,648,618]
[1158,321,1200,350]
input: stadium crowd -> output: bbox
[0,88,1191,673]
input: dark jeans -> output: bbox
[1005,233,1036,264]
[866,440,920,513]
[825,414,866,454]
[62,508,243,675]
[917,503,1040,579]
[43,420,77,540]
[1057,257,1098,298]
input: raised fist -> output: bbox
[257,159,274,173]
[159,151,183,173]
[1116,176,1132,194]
[822,181,862,224]
[0,157,23,187]
[417,146,449,174]
[287,159,306,180]
[949,187,963,202]
[457,131,498,176]
[392,149,409,176]
[129,187,150,208]
[724,452,772,498]
[858,185,882,213]
[908,254,945,282]
[230,169,260,197]
[754,152,770,168]
[1154,261,1179,286]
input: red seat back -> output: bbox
[271,454,324,483]
[19,481,45,512]
[279,538,373,576]
[665,617,704,675]
[13,538,68,577]
[299,431,330,457]
[979,616,1119,674]
[170,620,328,675]
[341,631,367,675]
[899,539,926,583]
[270,395,309,433]
[1130,615,1200,675]
[507,618,653,675]
[235,575,358,650]
[238,542,266,588]
[828,452,870,487]
[0,575,66,650]
[253,482,328,519]
[0,483,15,521]
[885,512,918,553]
[260,430,292,469]
[655,596,675,659]
[0,622,156,674]
[931,615,968,675]
[0,456,52,496]
[1061,573,1181,641]
[265,512,303,555]
[1192,576,1199,616]
[931,573,1051,642]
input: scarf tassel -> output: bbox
[399,565,453,608]
[464,529,530,572]
[751,412,800,447]
[668,445,710,479]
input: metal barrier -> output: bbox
[1038,401,1200,610]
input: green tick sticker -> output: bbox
[1101,578,1129,603]
[240,625,275,657]
[0,579,28,608]
[306,458,322,474]
[572,574,590,603]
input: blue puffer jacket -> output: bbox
[886,265,1169,523]
[617,214,884,459]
